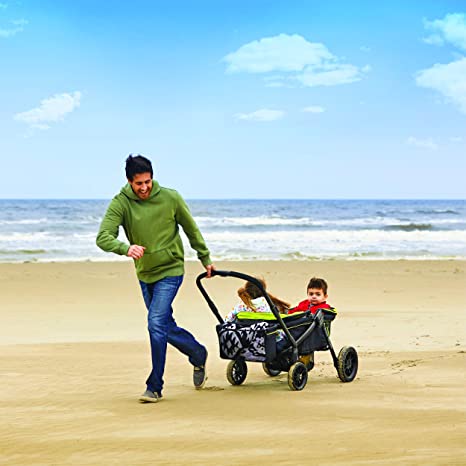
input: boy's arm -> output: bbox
[96,198,130,256]
[288,300,310,314]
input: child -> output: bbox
[288,277,332,315]
[225,277,289,322]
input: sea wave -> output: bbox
[0,218,49,225]
[0,248,47,255]
[0,199,464,262]
[415,209,459,215]
[0,232,55,241]
[383,223,433,231]
[194,216,465,229]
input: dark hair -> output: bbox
[307,277,328,295]
[238,277,290,314]
[125,154,153,181]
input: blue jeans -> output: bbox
[139,275,207,395]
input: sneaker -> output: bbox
[139,389,162,403]
[193,351,208,389]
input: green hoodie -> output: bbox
[96,180,212,283]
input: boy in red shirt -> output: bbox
[288,277,332,315]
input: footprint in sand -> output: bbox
[391,359,420,372]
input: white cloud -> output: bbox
[422,34,445,46]
[14,91,82,130]
[263,75,293,88]
[224,34,333,73]
[296,63,366,87]
[407,136,438,150]
[423,13,466,51]
[234,109,285,122]
[223,33,369,88]
[416,57,466,114]
[417,15,466,115]
[11,18,28,26]
[302,105,325,113]
[0,18,28,38]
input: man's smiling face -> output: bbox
[128,172,152,200]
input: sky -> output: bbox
[0,0,465,199]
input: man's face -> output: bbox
[128,172,153,200]
[307,288,327,305]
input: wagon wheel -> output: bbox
[226,359,248,385]
[287,362,308,391]
[262,362,281,377]
[337,346,358,382]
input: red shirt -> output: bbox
[288,300,332,315]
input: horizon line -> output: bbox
[0,197,465,202]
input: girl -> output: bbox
[225,277,290,322]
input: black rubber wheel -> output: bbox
[287,362,308,391]
[226,359,248,385]
[337,346,358,382]
[262,362,281,377]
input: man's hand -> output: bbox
[205,264,216,278]
[127,244,146,260]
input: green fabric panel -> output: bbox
[236,312,286,321]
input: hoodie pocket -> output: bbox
[140,249,173,271]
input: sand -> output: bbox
[0,260,465,465]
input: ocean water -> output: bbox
[0,199,465,263]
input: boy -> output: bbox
[288,277,332,315]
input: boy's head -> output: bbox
[307,277,328,305]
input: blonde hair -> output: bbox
[237,277,290,314]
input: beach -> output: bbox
[1,259,465,465]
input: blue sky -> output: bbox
[0,0,465,199]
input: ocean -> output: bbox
[0,199,465,263]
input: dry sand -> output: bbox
[0,260,465,465]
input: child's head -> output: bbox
[307,277,328,305]
[238,278,266,309]
[238,277,290,313]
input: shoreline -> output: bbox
[1,255,466,264]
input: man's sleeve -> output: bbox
[175,193,212,267]
[96,198,130,256]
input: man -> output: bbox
[96,154,214,403]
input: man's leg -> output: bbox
[139,275,184,396]
[166,312,208,389]
[166,315,207,368]
[139,275,208,396]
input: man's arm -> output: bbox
[175,193,214,276]
[96,198,130,256]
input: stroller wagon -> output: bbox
[196,270,358,391]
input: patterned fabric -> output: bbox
[225,296,285,342]
[224,296,273,322]
[217,321,270,362]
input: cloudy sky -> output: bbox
[0,0,465,199]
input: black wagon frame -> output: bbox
[196,269,358,390]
